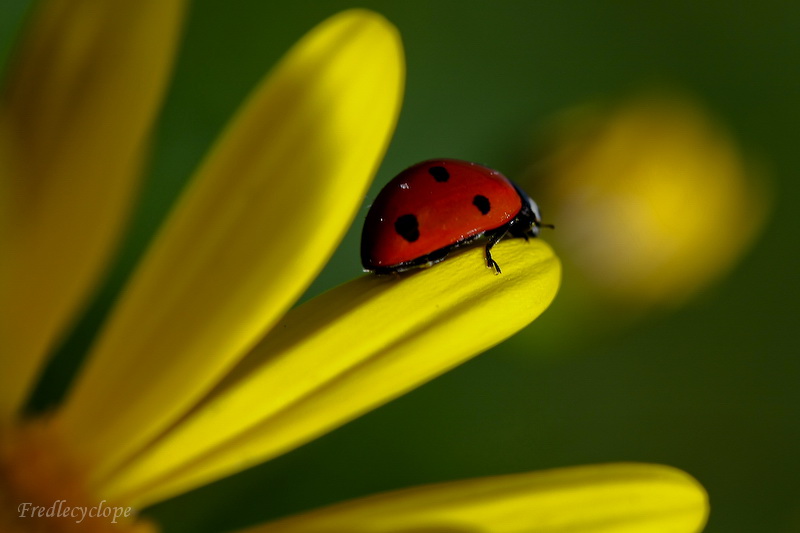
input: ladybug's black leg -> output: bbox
[484,228,509,274]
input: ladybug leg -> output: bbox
[485,250,501,274]
[484,228,509,274]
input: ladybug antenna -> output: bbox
[536,221,555,230]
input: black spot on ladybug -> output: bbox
[473,194,491,215]
[394,214,420,242]
[429,166,450,182]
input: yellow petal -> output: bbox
[57,9,404,486]
[244,463,708,533]
[0,0,186,420]
[102,239,560,506]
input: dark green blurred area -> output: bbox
[3,1,799,532]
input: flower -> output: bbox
[0,2,705,532]
[527,94,770,312]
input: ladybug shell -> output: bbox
[361,159,523,271]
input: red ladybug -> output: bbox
[361,159,549,274]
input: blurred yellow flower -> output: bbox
[529,95,769,310]
[0,2,705,532]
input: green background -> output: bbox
[3,1,799,532]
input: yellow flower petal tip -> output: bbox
[531,93,770,309]
[56,7,403,493]
[242,463,708,533]
[93,239,559,506]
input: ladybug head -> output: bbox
[513,182,554,237]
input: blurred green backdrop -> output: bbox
[3,1,799,532]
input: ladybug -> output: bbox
[361,159,550,274]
